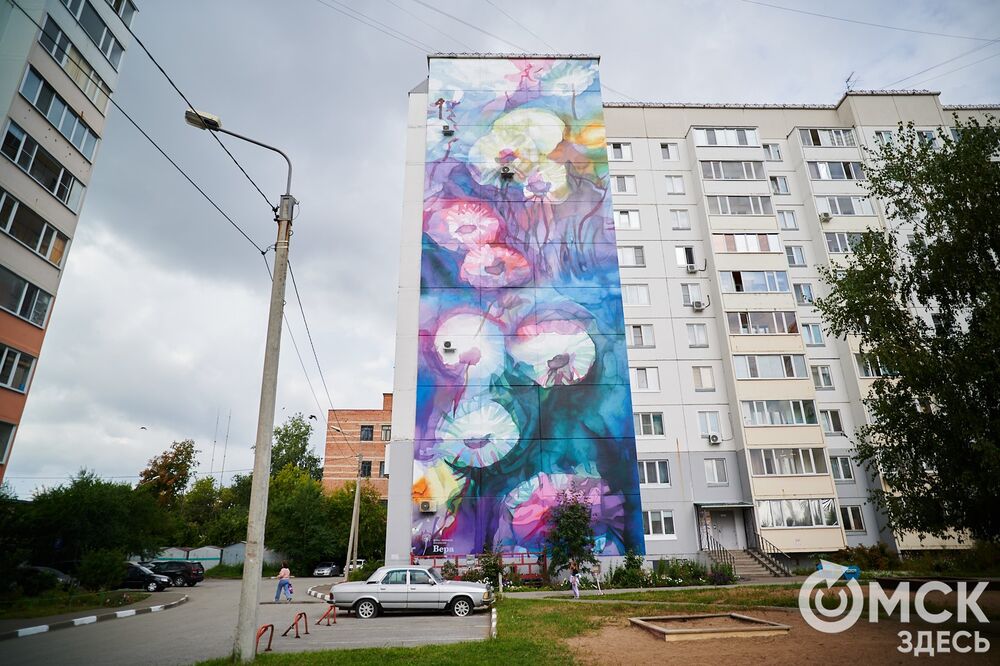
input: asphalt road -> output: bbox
[0,577,490,666]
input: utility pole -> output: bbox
[345,453,363,573]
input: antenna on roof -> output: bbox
[845,72,858,91]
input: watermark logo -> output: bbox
[798,560,865,633]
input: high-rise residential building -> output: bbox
[324,392,392,499]
[386,53,994,572]
[0,0,137,482]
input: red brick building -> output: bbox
[324,392,392,498]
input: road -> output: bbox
[0,577,490,665]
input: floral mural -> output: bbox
[412,57,644,557]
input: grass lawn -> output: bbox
[596,584,806,608]
[0,590,150,620]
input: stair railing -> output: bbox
[748,530,793,576]
[703,530,737,578]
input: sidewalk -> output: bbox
[505,576,807,599]
[0,591,187,638]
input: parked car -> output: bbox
[312,562,342,577]
[330,566,493,619]
[147,561,205,587]
[18,565,78,587]
[347,559,366,571]
[122,563,171,592]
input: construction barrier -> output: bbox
[282,612,309,639]
[255,624,274,654]
[317,604,337,626]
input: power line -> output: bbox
[740,0,999,42]
[310,0,435,52]
[482,0,557,52]
[287,261,335,410]
[7,0,264,253]
[880,40,1000,89]
[908,49,1000,88]
[386,0,474,51]
[410,0,529,51]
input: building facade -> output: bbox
[0,0,137,482]
[324,392,393,498]
[386,54,994,567]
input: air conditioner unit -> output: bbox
[707,434,721,445]
[691,300,707,311]
[442,340,455,354]
[686,263,699,274]
[419,500,438,513]
[442,124,454,136]
[500,165,515,180]
[819,212,832,223]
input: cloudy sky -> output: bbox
[6,0,1000,497]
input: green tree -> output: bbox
[138,439,199,508]
[178,477,221,546]
[0,483,29,579]
[202,474,252,547]
[544,486,599,575]
[270,414,322,480]
[815,116,1000,542]
[327,482,387,564]
[265,467,337,573]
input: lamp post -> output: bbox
[185,109,295,662]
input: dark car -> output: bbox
[148,561,205,587]
[18,565,78,587]
[122,563,170,592]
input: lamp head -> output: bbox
[184,109,222,131]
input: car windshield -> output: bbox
[136,565,155,575]
[428,568,444,583]
[316,562,332,568]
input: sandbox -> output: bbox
[629,613,791,642]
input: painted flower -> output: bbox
[432,313,507,381]
[539,61,598,96]
[433,399,520,468]
[508,318,596,387]
[459,244,531,288]
[468,108,571,203]
[424,201,501,252]
[412,459,461,503]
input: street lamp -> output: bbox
[185,109,295,662]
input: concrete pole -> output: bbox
[233,193,294,661]
[345,453,363,573]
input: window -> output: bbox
[815,196,874,216]
[105,0,138,27]
[660,142,679,160]
[378,460,387,477]
[698,411,721,437]
[664,175,684,194]
[0,187,69,267]
[61,0,125,69]
[931,313,946,336]
[617,246,645,267]
[1,122,85,211]
[785,245,806,267]
[918,130,938,148]
[693,127,759,146]
[741,400,818,426]
[803,323,824,346]
[607,142,632,161]
[719,271,790,293]
[770,176,789,194]
[693,365,715,391]
[820,409,844,434]
[874,130,894,146]
[680,283,702,306]
[840,505,865,531]
[670,209,691,230]
[613,209,640,230]
[20,67,100,160]
[700,161,765,180]
[360,460,372,477]
[634,412,664,436]
[630,367,660,391]
[0,421,14,464]
[763,143,782,161]
[733,355,807,379]
[794,283,814,305]
[627,324,654,348]
[807,161,866,181]
[711,233,781,253]
[611,175,636,194]
[38,16,112,113]
[757,498,839,528]
[622,284,650,306]
[675,246,696,267]
[638,460,670,485]
[686,323,709,348]
[707,195,773,215]
[750,448,828,476]
[359,425,374,441]
[812,365,834,389]
[381,569,406,584]
[409,569,431,584]
[830,456,853,481]
[704,458,728,485]
[642,510,676,537]
[777,210,798,230]
[0,344,36,392]
[825,232,861,254]
[799,128,856,147]
[727,311,798,335]
[380,425,391,441]
[0,265,53,327]
[855,354,896,378]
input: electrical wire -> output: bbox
[880,40,1000,89]
[310,0,435,52]
[907,49,1000,88]
[287,261,335,410]
[386,0,474,51]
[483,0,558,52]
[410,0,529,51]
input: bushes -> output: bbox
[707,564,737,585]
[827,543,902,571]
[440,561,459,580]
[347,559,383,582]
[608,550,649,588]
[11,567,60,597]
[78,550,126,591]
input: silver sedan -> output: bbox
[330,566,493,619]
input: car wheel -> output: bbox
[355,599,378,619]
[451,597,472,617]
[173,576,187,587]
[146,581,158,593]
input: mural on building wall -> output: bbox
[412,56,644,557]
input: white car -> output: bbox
[330,566,493,619]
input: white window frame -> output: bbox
[830,455,854,481]
[607,142,632,161]
[803,323,824,346]
[785,245,806,267]
[670,209,691,230]
[0,421,15,465]
[770,175,789,194]
[0,187,70,267]
[0,344,36,393]
[740,399,818,426]
[777,210,798,230]
[707,195,773,216]
[749,448,829,476]
[815,196,874,216]
[617,246,645,268]
[697,410,721,437]
[622,284,650,306]
[642,510,677,538]
[820,409,844,435]
[613,209,640,230]
[639,459,671,486]
[660,142,679,160]
[840,505,865,532]
[693,127,760,147]
[664,175,684,194]
[794,283,815,305]
[686,323,709,348]
[627,324,655,348]
[630,367,660,392]
[811,365,834,390]
[733,354,807,380]
[763,143,782,161]
[611,174,637,195]
[634,412,665,437]
[704,458,728,485]
[680,283,703,306]
[727,311,798,335]
[692,365,715,391]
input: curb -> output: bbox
[0,594,189,641]
[306,584,331,601]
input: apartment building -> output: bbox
[386,53,993,568]
[0,0,136,482]
[324,392,392,499]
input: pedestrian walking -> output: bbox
[273,561,293,603]
[569,562,580,599]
